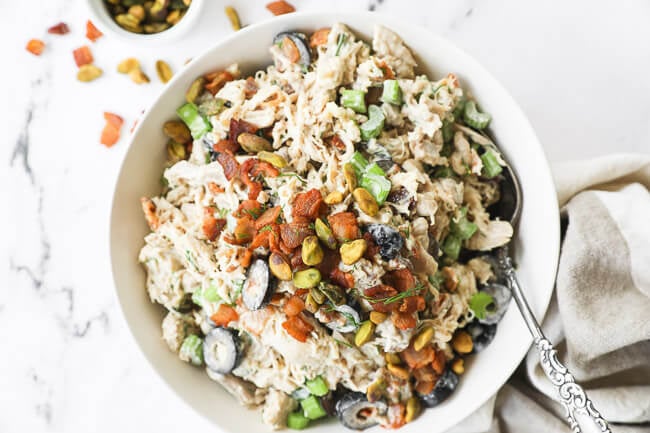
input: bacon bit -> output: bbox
[413,365,436,383]
[238,248,253,268]
[292,189,324,221]
[397,295,426,314]
[213,138,240,154]
[204,70,234,95]
[414,379,435,396]
[101,112,123,147]
[378,61,395,80]
[236,200,264,219]
[316,249,341,277]
[255,206,282,229]
[431,349,446,375]
[48,22,70,35]
[230,118,258,144]
[281,36,300,63]
[269,293,284,306]
[238,158,264,200]
[363,232,381,260]
[211,304,239,327]
[327,212,361,243]
[140,197,159,230]
[73,46,94,67]
[330,134,346,151]
[216,151,240,180]
[278,239,293,256]
[290,251,307,272]
[251,161,280,178]
[391,312,417,330]
[232,215,256,245]
[266,0,295,15]
[284,295,305,317]
[330,268,354,289]
[387,404,406,429]
[364,284,398,313]
[282,314,313,342]
[244,77,259,98]
[26,39,45,56]
[279,222,314,249]
[86,20,103,42]
[383,268,416,293]
[202,207,226,241]
[441,266,458,292]
[295,288,310,296]
[249,224,280,250]
[207,182,225,194]
[402,344,436,369]
[310,28,330,47]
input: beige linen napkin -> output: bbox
[447,154,650,433]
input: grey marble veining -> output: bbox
[4,0,649,432]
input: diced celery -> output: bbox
[481,150,503,178]
[360,105,385,141]
[381,79,402,105]
[360,164,391,205]
[441,234,462,261]
[287,411,310,430]
[340,89,367,113]
[300,395,327,420]
[179,335,204,366]
[305,376,329,397]
[463,100,491,130]
[177,103,212,139]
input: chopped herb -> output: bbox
[428,272,445,290]
[335,33,348,56]
[279,172,308,185]
[324,303,360,328]
[258,224,274,233]
[185,250,198,270]
[219,208,230,218]
[230,279,244,304]
[469,291,495,319]
[359,284,425,305]
[334,338,353,348]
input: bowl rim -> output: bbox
[85,0,204,43]
[110,10,560,432]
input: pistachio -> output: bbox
[183,0,192,6]
[369,311,387,325]
[224,6,241,31]
[413,326,434,351]
[163,120,191,143]
[366,378,385,403]
[129,68,150,84]
[405,396,421,423]
[166,9,183,25]
[452,330,473,354]
[77,64,103,82]
[156,60,173,83]
[353,187,379,216]
[185,77,205,103]
[293,268,321,289]
[386,363,410,380]
[451,358,465,375]
[354,321,375,347]
[143,22,170,33]
[309,287,326,304]
[302,236,324,266]
[318,282,345,306]
[257,151,287,168]
[384,352,401,365]
[314,218,336,250]
[115,14,143,32]
[149,0,168,21]
[343,163,357,192]
[237,132,272,153]
[324,191,343,205]
[117,57,140,74]
[340,238,367,265]
[304,293,319,313]
[167,140,186,163]
[128,4,146,21]
[269,252,292,281]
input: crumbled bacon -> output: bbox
[26,39,45,56]
[215,151,240,180]
[202,207,226,241]
[364,284,398,313]
[204,70,234,95]
[86,20,103,42]
[279,222,314,249]
[73,45,93,67]
[266,0,295,15]
[48,22,70,35]
[292,189,324,221]
[327,212,361,243]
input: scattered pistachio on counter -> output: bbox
[156,60,173,83]
[224,6,241,31]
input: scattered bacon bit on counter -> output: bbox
[211,304,239,327]
[26,39,45,56]
[266,0,295,15]
[86,20,103,42]
[100,112,123,147]
[73,45,94,67]
[282,314,313,342]
[309,28,330,47]
[48,22,70,35]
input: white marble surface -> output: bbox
[3,0,649,432]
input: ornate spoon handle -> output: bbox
[496,247,611,433]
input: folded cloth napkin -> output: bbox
[446,153,650,433]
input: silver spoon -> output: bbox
[456,125,611,433]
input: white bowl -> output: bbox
[86,0,204,44]
[110,12,559,433]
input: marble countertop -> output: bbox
[4,0,649,432]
